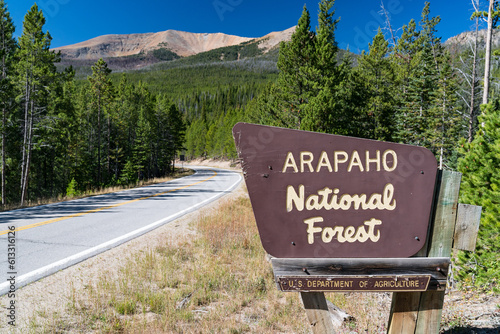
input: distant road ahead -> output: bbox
[0,166,241,295]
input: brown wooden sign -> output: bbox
[233,123,438,258]
[277,275,432,292]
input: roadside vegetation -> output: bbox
[28,193,309,333]
[22,188,499,333]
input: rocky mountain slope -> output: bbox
[444,28,500,48]
[53,27,295,61]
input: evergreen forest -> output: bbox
[0,0,499,290]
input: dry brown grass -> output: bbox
[36,194,310,333]
[20,184,479,334]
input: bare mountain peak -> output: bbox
[53,27,295,61]
[256,26,296,51]
[445,28,500,48]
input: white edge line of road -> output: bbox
[0,168,242,296]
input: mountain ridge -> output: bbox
[53,27,296,61]
[444,28,500,48]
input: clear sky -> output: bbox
[6,0,487,54]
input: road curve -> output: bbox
[0,166,242,295]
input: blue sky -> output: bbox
[7,0,487,54]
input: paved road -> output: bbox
[0,166,241,295]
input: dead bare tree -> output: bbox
[379,1,397,47]
[483,0,500,105]
[469,0,482,141]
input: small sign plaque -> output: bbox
[278,275,432,292]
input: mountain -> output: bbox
[53,27,295,72]
[444,28,500,49]
[53,30,252,59]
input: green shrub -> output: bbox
[456,100,500,292]
[66,178,80,198]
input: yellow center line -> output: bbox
[0,170,218,236]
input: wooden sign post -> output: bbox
[232,123,481,334]
[379,170,459,334]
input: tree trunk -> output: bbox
[1,105,5,206]
[1,48,6,206]
[107,113,111,179]
[21,98,34,206]
[483,0,494,105]
[20,77,31,206]
[97,93,101,186]
[469,14,479,142]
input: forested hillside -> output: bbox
[0,0,499,290]
[0,3,187,207]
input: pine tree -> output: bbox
[391,19,419,142]
[275,5,316,129]
[16,4,58,205]
[427,51,460,169]
[248,1,369,138]
[165,97,185,170]
[246,82,289,128]
[358,29,396,141]
[306,52,368,137]
[133,107,152,180]
[49,67,77,195]
[114,74,138,179]
[399,3,440,147]
[150,94,184,175]
[0,0,16,206]
[392,1,460,166]
[73,83,97,190]
[419,2,462,168]
[88,58,113,186]
[457,100,500,290]
[315,0,338,78]
[332,54,370,138]
[30,65,77,199]
[185,118,207,158]
[301,0,340,133]
[132,82,154,180]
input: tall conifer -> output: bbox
[315,0,338,77]
[400,2,441,146]
[358,29,396,141]
[301,0,340,133]
[88,58,113,186]
[16,4,58,205]
[276,5,315,129]
[0,0,16,206]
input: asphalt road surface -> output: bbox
[0,166,242,295]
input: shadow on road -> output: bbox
[0,168,239,225]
